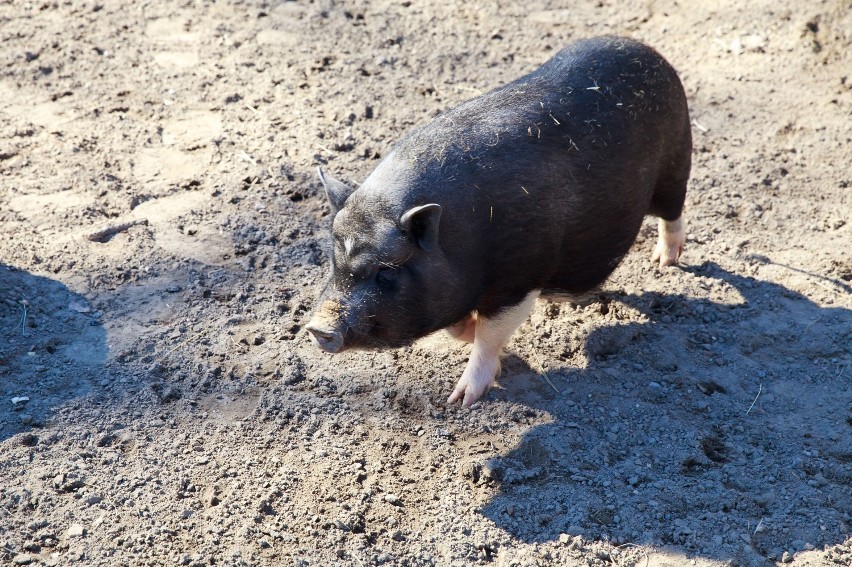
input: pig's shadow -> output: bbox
[0,264,108,442]
[479,261,851,562]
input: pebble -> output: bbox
[13,554,36,565]
[383,493,401,506]
[20,414,33,425]
[19,433,38,447]
[83,493,102,506]
[67,524,85,537]
[781,551,792,563]
[648,382,662,389]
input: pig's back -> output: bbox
[376,37,691,312]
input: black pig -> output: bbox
[306,36,691,407]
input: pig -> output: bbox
[306,36,691,407]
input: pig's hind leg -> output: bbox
[447,291,539,408]
[651,216,685,268]
[649,167,688,268]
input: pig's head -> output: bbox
[306,167,457,353]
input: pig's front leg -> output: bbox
[447,291,539,407]
[651,216,685,268]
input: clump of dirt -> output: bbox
[1,1,850,566]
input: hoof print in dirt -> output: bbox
[699,434,730,464]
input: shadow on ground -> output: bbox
[480,262,852,563]
[0,264,108,442]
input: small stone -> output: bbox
[558,533,571,545]
[13,554,36,565]
[781,551,792,563]
[647,382,662,389]
[83,494,102,506]
[68,524,85,537]
[19,433,38,447]
[20,414,33,424]
[383,493,401,506]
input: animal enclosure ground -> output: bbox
[0,1,850,566]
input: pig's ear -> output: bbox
[400,204,442,252]
[317,167,355,213]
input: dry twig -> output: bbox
[746,382,762,415]
[530,349,560,394]
[86,219,148,243]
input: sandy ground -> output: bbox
[1,0,850,566]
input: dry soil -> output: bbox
[1,1,850,566]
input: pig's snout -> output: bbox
[306,322,344,353]
[306,299,349,353]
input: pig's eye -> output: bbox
[376,267,399,286]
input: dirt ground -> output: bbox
[1,0,850,566]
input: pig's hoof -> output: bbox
[445,313,477,343]
[447,355,501,408]
[651,239,683,268]
[652,217,685,268]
